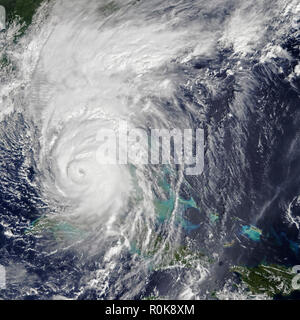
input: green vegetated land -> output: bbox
[231,264,296,298]
[0,0,45,25]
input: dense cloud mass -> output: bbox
[0,0,299,299]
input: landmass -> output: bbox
[231,264,296,298]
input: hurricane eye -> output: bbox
[78,168,85,175]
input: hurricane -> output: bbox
[0,0,299,300]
